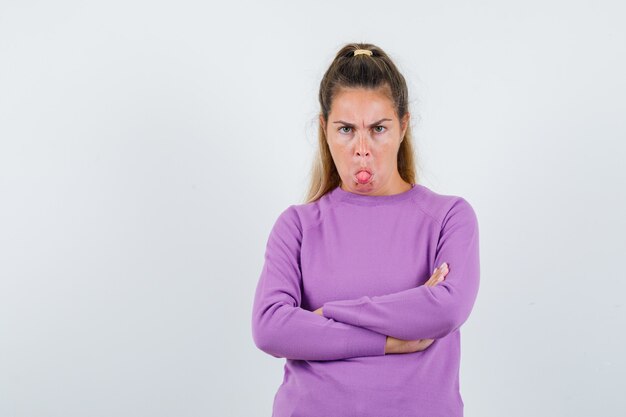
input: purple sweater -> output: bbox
[251,183,480,417]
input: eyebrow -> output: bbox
[332,118,392,127]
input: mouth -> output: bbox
[355,168,373,184]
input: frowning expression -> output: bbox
[321,86,409,195]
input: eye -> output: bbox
[374,125,386,133]
[339,126,352,134]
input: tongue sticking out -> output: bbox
[356,170,372,184]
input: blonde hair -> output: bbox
[304,42,420,203]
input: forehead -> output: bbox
[330,87,395,118]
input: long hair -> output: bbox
[304,42,420,203]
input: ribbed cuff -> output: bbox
[346,326,387,357]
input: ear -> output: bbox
[401,112,410,139]
[319,114,325,131]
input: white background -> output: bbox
[1,1,625,416]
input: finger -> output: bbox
[436,264,448,278]
[429,266,446,285]
[436,265,446,277]
[427,264,450,286]
[432,264,446,277]
[426,271,439,286]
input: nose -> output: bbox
[355,132,371,158]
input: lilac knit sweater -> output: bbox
[251,183,480,417]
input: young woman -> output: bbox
[251,42,480,417]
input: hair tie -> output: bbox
[353,49,373,57]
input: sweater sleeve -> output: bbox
[322,197,480,340]
[251,205,388,361]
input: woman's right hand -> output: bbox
[384,263,449,354]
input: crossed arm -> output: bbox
[251,198,480,361]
